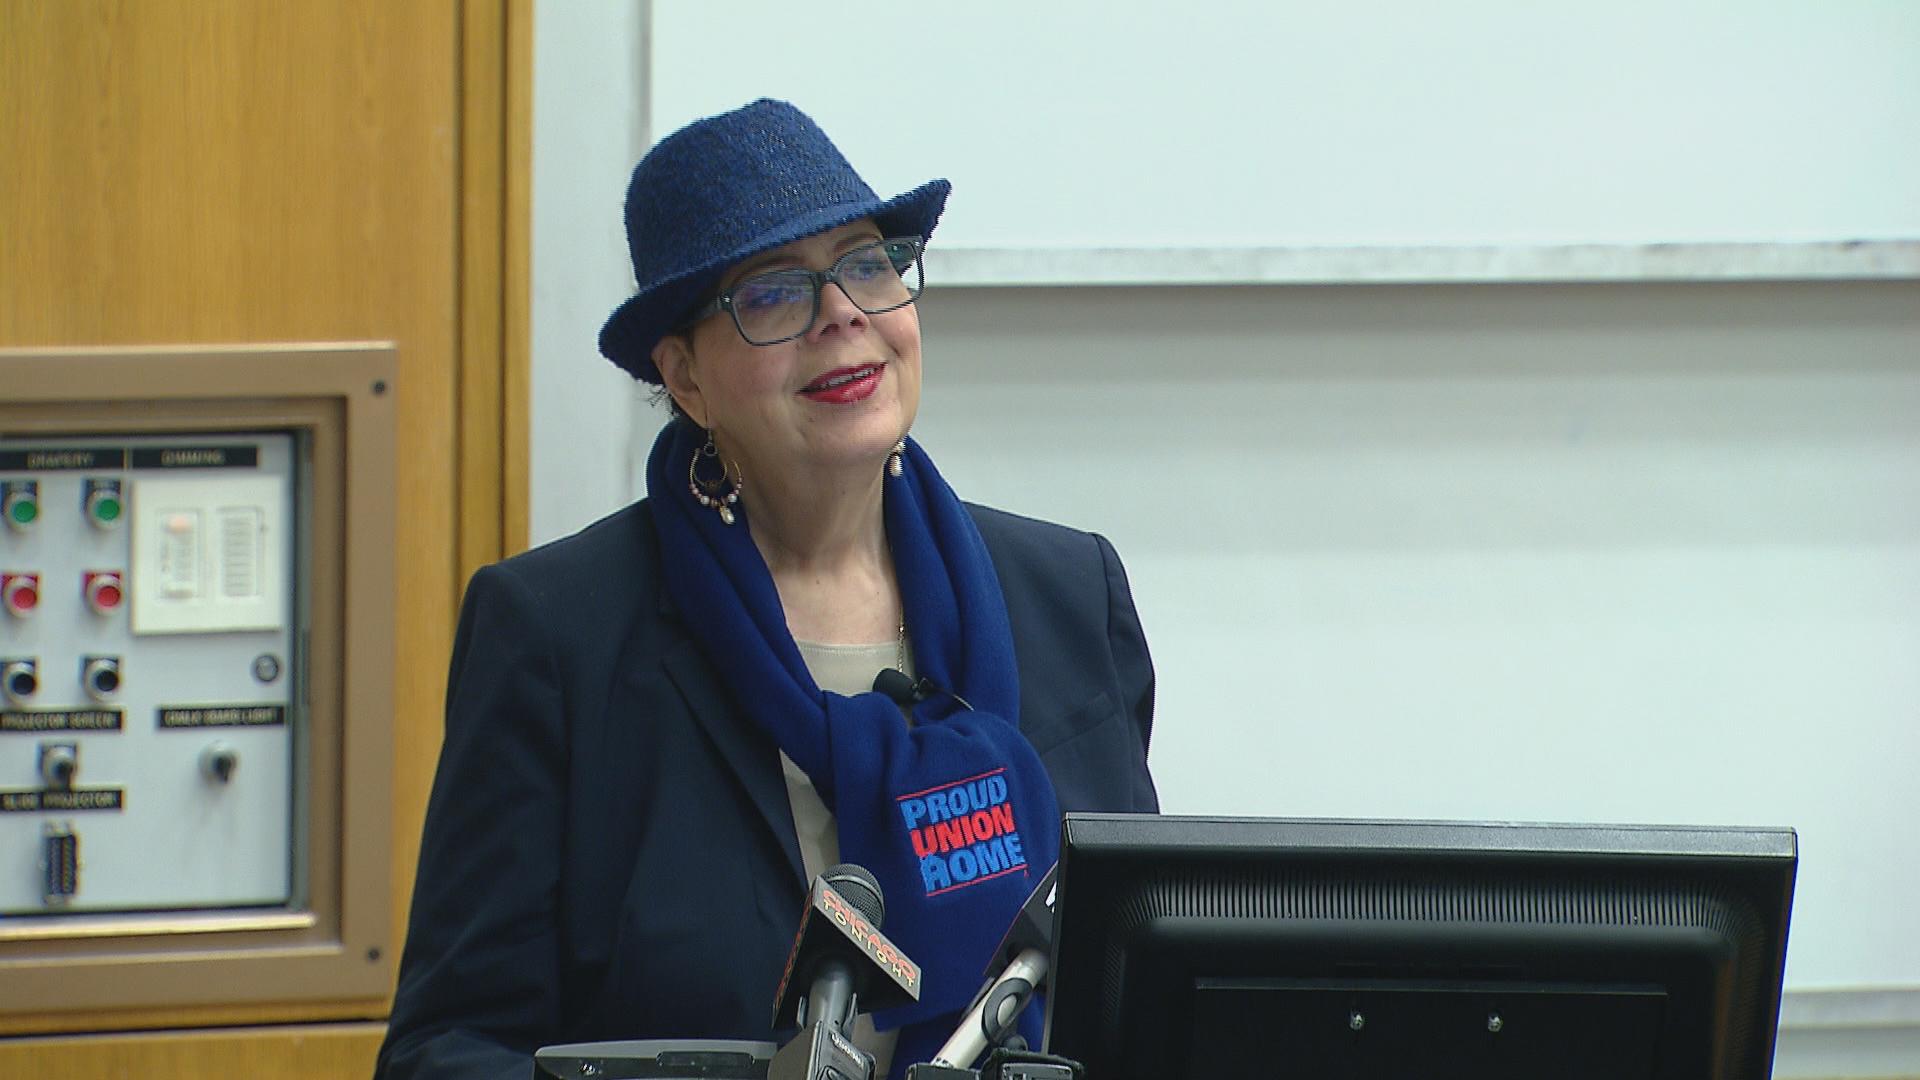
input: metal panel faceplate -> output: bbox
[0,432,299,913]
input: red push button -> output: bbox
[84,571,124,615]
[2,573,40,618]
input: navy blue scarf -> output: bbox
[645,422,1059,1074]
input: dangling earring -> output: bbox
[688,432,743,525]
[887,439,905,478]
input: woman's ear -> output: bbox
[652,333,706,428]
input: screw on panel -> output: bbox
[372,380,389,395]
[1487,1012,1504,1033]
[1348,1009,1365,1031]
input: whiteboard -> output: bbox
[902,278,1920,999]
[649,1,1920,283]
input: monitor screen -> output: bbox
[1044,814,1795,1080]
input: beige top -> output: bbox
[786,636,914,1076]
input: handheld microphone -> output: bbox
[928,865,1059,1070]
[872,668,974,712]
[769,864,922,1080]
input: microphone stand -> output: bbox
[769,952,876,1080]
[768,1015,876,1080]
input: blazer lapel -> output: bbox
[660,636,807,888]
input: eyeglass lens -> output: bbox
[727,239,923,345]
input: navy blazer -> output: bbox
[376,501,1158,1080]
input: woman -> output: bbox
[377,99,1157,1080]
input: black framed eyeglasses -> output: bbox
[689,237,926,346]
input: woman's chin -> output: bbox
[796,433,903,478]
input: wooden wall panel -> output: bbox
[0,1024,387,1078]
[458,0,535,581]
[0,0,529,1073]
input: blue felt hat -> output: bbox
[599,99,952,384]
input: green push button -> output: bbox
[5,498,35,527]
[91,496,122,523]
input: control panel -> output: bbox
[0,434,298,913]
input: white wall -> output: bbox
[531,2,1920,1073]
[529,0,653,544]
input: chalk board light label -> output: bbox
[158,705,287,729]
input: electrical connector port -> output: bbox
[42,822,78,905]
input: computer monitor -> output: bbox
[1044,814,1795,1080]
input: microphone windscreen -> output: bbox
[771,866,922,1026]
[820,862,885,926]
[872,667,918,706]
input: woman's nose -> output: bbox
[810,280,868,337]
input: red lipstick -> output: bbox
[799,363,883,404]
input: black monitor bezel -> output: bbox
[1044,814,1796,1080]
